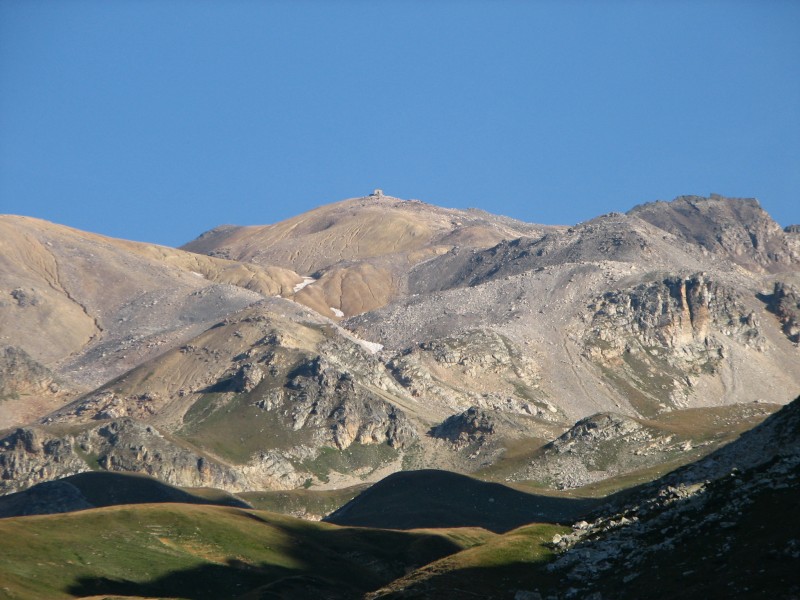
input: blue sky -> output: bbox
[1,1,798,247]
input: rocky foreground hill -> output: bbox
[357,394,800,599]
[1,193,799,496]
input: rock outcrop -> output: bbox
[277,356,417,450]
[430,407,496,445]
[0,419,308,495]
[583,273,764,413]
[517,413,688,489]
[0,427,87,493]
[760,281,800,343]
[0,347,79,429]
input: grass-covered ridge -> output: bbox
[367,522,568,599]
[0,503,485,600]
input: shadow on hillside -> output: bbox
[67,516,465,600]
[67,559,277,599]
[0,471,250,519]
[368,562,561,600]
[324,469,600,533]
[595,396,800,517]
[67,559,360,600]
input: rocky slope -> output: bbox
[0,215,302,394]
[542,395,800,599]
[0,418,303,495]
[348,199,800,423]
[0,296,562,494]
[760,281,800,343]
[512,402,780,490]
[628,194,799,273]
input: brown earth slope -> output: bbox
[0,215,304,425]
[181,194,552,318]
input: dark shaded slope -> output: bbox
[627,393,800,495]
[370,464,799,600]
[543,395,800,598]
[0,471,250,518]
[324,469,597,532]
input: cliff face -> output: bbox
[585,274,761,352]
[582,273,765,414]
[760,281,800,343]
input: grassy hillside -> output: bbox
[0,504,487,600]
[368,522,568,599]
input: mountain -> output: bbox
[0,215,305,427]
[2,193,800,600]
[1,193,799,498]
[181,194,549,318]
[348,203,800,421]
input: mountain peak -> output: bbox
[628,194,798,272]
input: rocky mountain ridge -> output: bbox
[1,193,798,496]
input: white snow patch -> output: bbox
[335,326,384,355]
[330,307,345,318]
[357,339,384,354]
[293,276,316,293]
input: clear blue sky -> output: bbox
[1,1,798,247]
